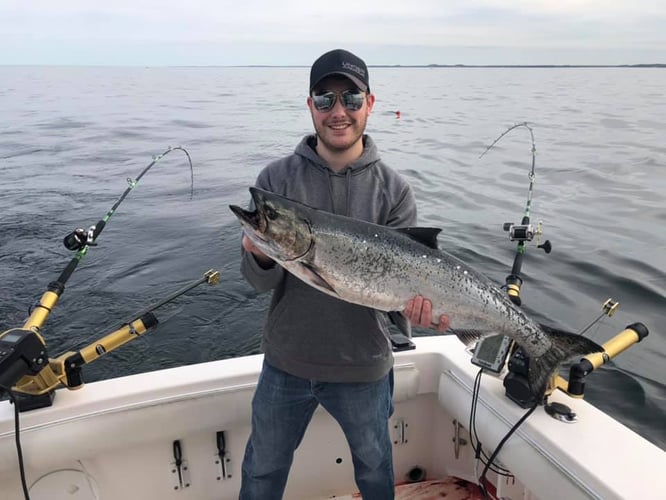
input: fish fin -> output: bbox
[395,227,442,249]
[388,311,412,338]
[299,263,338,295]
[528,329,604,396]
[448,329,494,346]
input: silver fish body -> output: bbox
[230,187,603,395]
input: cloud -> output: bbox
[0,0,664,65]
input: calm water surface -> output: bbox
[0,66,664,449]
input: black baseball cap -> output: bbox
[309,49,370,93]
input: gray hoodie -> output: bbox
[241,134,417,382]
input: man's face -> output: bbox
[307,75,375,154]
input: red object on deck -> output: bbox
[396,110,401,118]
[349,477,485,499]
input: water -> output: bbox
[1,66,664,450]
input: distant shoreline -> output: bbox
[237,63,666,69]
[2,63,665,69]
[381,64,666,68]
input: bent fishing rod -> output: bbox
[479,122,551,306]
[478,124,649,401]
[57,146,194,297]
[0,146,211,406]
[472,126,649,499]
[23,146,193,333]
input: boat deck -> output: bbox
[336,477,484,499]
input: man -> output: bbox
[239,48,448,499]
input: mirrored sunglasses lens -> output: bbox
[342,92,364,110]
[313,91,364,111]
[313,93,335,111]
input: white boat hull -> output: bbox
[1,336,664,500]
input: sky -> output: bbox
[1,0,664,66]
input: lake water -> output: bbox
[0,65,664,450]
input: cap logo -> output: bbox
[341,61,366,78]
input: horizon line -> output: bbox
[1,63,665,69]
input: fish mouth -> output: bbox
[229,206,270,244]
[229,188,272,234]
[229,204,262,230]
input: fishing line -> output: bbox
[479,121,537,223]
[28,146,195,340]
[480,122,551,306]
[62,146,193,256]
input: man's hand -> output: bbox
[404,295,450,332]
[242,235,275,268]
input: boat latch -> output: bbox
[170,439,191,490]
[216,431,233,480]
[452,419,467,459]
[391,417,409,445]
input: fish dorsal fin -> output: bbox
[395,227,441,249]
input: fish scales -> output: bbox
[302,215,552,357]
[230,187,605,396]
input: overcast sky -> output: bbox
[1,0,664,66]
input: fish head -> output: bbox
[229,188,313,262]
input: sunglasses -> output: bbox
[311,90,365,112]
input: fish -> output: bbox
[229,187,604,396]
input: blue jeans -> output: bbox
[240,360,395,500]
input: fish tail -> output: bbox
[528,328,604,396]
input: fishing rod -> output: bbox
[0,148,219,500]
[25,146,193,334]
[0,146,196,407]
[471,123,552,399]
[479,121,551,307]
[477,124,650,406]
[470,125,651,498]
[6,269,220,411]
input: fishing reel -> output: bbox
[502,218,552,307]
[502,299,649,416]
[503,220,551,253]
[502,346,539,408]
[63,225,99,251]
[0,329,49,393]
[504,222,534,242]
[480,122,551,306]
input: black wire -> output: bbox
[1,147,194,500]
[0,386,31,500]
[468,369,513,477]
[478,401,539,499]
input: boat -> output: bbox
[1,324,665,500]
[2,145,664,499]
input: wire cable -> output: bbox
[478,400,539,499]
[0,386,31,500]
[468,369,513,478]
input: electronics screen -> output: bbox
[471,334,513,373]
[1,332,22,344]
